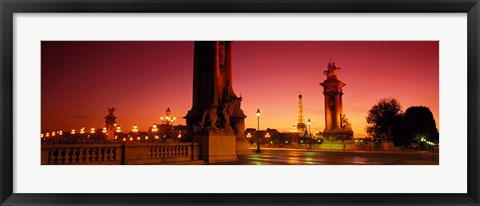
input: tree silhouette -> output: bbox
[391,113,405,147]
[366,98,403,139]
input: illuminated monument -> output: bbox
[185,41,248,163]
[296,93,306,136]
[320,62,353,140]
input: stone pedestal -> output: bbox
[350,142,357,150]
[194,131,237,163]
[320,139,354,150]
[235,136,251,155]
[323,130,353,141]
[382,141,395,150]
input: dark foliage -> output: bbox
[366,98,403,138]
[403,106,439,145]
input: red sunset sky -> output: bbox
[41,41,439,138]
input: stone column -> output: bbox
[321,81,345,131]
[319,62,353,141]
[185,41,245,163]
[333,91,341,130]
[323,91,332,131]
[105,114,116,141]
[192,42,218,109]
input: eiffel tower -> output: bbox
[296,93,307,136]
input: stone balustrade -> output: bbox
[41,142,200,165]
[123,142,200,164]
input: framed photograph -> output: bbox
[1,0,479,205]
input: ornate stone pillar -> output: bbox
[319,62,353,141]
[105,108,117,141]
[185,41,248,163]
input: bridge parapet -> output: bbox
[41,142,200,165]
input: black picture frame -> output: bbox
[1,0,479,205]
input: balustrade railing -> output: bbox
[41,142,200,165]
[123,142,199,165]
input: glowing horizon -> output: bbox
[41,41,439,137]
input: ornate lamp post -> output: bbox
[132,124,139,133]
[256,109,261,153]
[151,124,158,132]
[265,132,271,147]
[308,118,312,149]
[160,108,176,140]
[160,108,176,125]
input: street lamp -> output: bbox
[132,124,139,133]
[265,132,270,147]
[160,108,176,125]
[308,118,312,149]
[160,108,176,140]
[246,133,252,145]
[256,109,261,153]
[151,124,158,132]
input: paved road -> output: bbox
[216,148,439,165]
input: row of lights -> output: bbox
[120,133,182,142]
[122,136,149,141]
[246,132,271,139]
[253,140,290,145]
[70,126,107,135]
[43,108,178,138]
[41,131,63,138]
[42,124,131,137]
[44,122,183,138]
[420,137,436,146]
